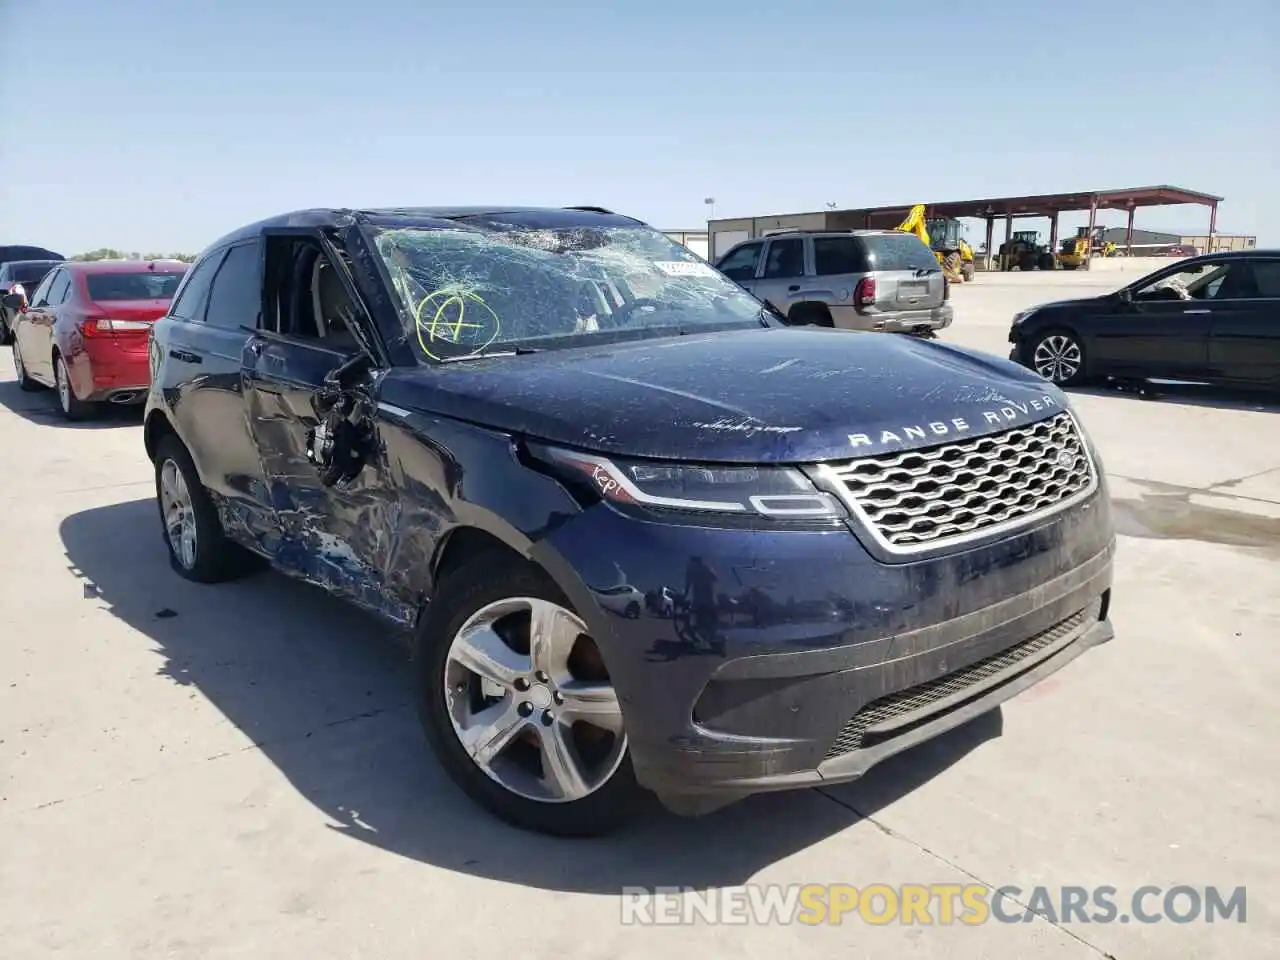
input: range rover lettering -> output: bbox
[143,205,1116,836]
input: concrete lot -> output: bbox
[2,273,1277,959]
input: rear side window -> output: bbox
[1248,260,1280,299]
[203,242,263,330]
[863,233,939,271]
[762,238,805,279]
[48,273,72,305]
[168,251,225,322]
[87,271,185,301]
[813,237,869,275]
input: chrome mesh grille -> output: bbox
[828,412,1093,550]
[824,610,1087,760]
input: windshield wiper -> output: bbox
[437,345,541,364]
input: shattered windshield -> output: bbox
[370,222,766,361]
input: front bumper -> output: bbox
[533,479,1115,812]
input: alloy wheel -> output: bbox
[55,358,72,413]
[159,458,198,570]
[443,596,626,804]
[1032,334,1082,384]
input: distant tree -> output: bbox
[69,248,125,261]
[71,248,196,262]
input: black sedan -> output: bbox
[1008,250,1280,390]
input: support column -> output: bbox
[1207,202,1218,254]
[1085,197,1098,270]
[984,216,995,271]
[1003,215,1013,270]
[1049,212,1060,251]
[1125,204,1136,255]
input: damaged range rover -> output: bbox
[143,205,1116,836]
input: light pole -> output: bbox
[704,196,716,221]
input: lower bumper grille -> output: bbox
[824,609,1088,760]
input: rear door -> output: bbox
[860,233,945,312]
[714,240,765,296]
[21,268,69,382]
[1208,257,1280,387]
[753,237,808,316]
[161,242,276,537]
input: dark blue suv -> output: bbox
[143,206,1116,835]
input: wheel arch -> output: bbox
[144,408,179,464]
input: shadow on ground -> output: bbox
[60,497,1002,893]
[1069,379,1280,414]
[0,376,145,428]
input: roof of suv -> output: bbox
[753,229,914,240]
[205,206,647,252]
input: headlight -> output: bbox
[528,444,844,519]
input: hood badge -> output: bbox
[848,394,1060,450]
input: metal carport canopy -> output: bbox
[831,185,1224,228]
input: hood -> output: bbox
[1021,292,1117,315]
[379,328,1071,464]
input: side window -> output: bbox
[761,238,806,279]
[204,242,263,330]
[1244,260,1280,299]
[168,251,225,322]
[1135,260,1232,302]
[813,237,865,276]
[28,270,58,306]
[716,242,763,282]
[48,272,73,305]
[262,235,362,350]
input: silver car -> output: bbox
[715,230,954,333]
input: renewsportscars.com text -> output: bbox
[620,884,1247,926]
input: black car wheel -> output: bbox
[1029,329,1086,386]
[153,435,251,583]
[414,553,645,836]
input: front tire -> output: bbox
[414,554,644,836]
[153,435,249,583]
[1029,329,1087,386]
[11,338,40,391]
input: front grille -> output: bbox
[824,610,1087,760]
[826,412,1094,551]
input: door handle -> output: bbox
[788,284,801,292]
[168,348,202,364]
[247,339,267,356]
[1183,309,1211,315]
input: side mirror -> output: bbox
[1117,288,1133,305]
[1,293,23,310]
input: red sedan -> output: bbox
[7,259,187,420]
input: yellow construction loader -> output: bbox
[896,204,974,282]
[1056,226,1121,270]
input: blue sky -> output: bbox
[2,0,1276,254]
